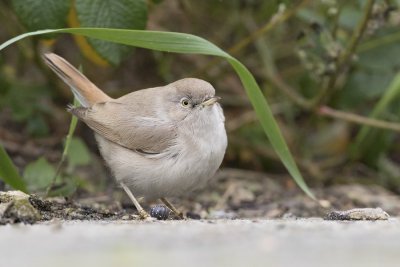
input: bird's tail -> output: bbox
[43,53,112,107]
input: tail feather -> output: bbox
[43,53,112,107]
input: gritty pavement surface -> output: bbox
[2,218,400,267]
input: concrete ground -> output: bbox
[2,218,400,267]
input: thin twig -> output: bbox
[318,106,400,132]
[188,0,312,77]
[312,0,376,108]
[337,0,375,67]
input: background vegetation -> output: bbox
[1,0,400,199]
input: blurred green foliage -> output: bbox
[1,0,400,195]
[11,0,147,65]
[66,137,90,171]
[0,26,316,198]
[12,0,70,35]
[23,157,57,192]
[1,83,52,137]
[74,0,148,65]
[22,137,91,196]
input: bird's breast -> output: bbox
[174,104,227,183]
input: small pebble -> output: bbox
[121,215,131,220]
[325,207,389,221]
[150,205,170,220]
[186,212,201,220]
[318,199,331,208]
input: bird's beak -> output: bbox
[202,96,221,107]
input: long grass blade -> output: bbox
[0,28,315,199]
[0,144,29,193]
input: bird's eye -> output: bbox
[181,98,190,107]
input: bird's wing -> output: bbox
[69,101,177,154]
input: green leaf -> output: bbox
[336,70,394,109]
[0,144,28,193]
[12,0,70,38]
[67,137,91,170]
[23,157,55,191]
[0,28,315,199]
[74,0,147,65]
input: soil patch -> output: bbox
[1,168,400,224]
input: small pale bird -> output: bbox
[43,53,227,218]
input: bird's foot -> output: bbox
[138,210,151,219]
[160,198,187,220]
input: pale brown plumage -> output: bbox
[44,53,179,153]
[43,53,111,105]
[69,101,177,153]
[43,52,227,219]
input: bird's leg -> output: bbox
[120,182,150,219]
[160,197,185,219]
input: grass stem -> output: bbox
[45,98,79,197]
